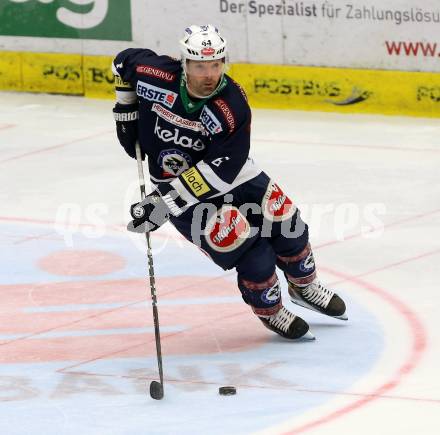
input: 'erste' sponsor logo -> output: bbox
[137,80,177,108]
[180,167,210,197]
[200,106,223,135]
[136,65,175,82]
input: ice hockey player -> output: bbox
[112,24,347,341]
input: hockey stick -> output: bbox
[135,143,164,400]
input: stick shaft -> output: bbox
[135,144,164,388]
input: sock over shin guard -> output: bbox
[238,273,282,317]
[276,243,316,286]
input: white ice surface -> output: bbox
[0,92,439,435]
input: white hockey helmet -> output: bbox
[179,24,227,62]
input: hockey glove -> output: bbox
[113,103,144,159]
[127,186,187,233]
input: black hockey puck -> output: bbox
[219,386,236,396]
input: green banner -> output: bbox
[0,0,132,41]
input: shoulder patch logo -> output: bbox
[213,99,235,133]
[136,65,176,82]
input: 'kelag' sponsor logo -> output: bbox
[137,81,177,108]
[154,118,205,151]
[0,0,132,41]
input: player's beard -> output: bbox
[187,77,220,98]
[201,81,216,95]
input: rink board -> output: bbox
[0,51,439,118]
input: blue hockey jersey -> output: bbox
[113,48,261,208]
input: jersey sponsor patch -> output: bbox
[201,47,215,56]
[136,80,177,108]
[136,65,175,82]
[205,206,250,253]
[114,75,132,89]
[213,99,235,133]
[152,103,206,134]
[158,149,192,177]
[154,117,205,151]
[180,167,210,197]
[262,181,296,222]
[200,105,223,135]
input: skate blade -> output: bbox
[300,330,316,341]
[290,297,348,321]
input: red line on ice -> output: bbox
[0,129,113,164]
[0,123,15,131]
[281,268,427,435]
[255,137,440,153]
[315,207,440,250]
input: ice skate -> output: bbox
[258,306,315,340]
[287,278,348,320]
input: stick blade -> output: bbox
[149,380,164,400]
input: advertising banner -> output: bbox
[230,63,440,117]
[0,1,438,117]
[0,1,438,72]
[0,0,132,40]
[172,0,440,72]
[219,0,440,72]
